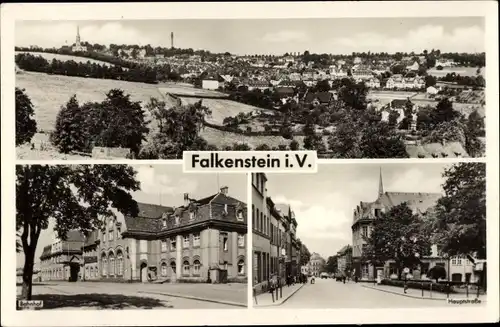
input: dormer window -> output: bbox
[162,219,167,228]
[223,204,228,215]
[237,210,243,221]
[175,215,180,225]
[189,211,195,220]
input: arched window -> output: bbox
[102,258,108,277]
[193,260,201,275]
[183,260,190,276]
[90,267,94,279]
[109,254,115,276]
[161,262,168,277]
[95,266,99,278]
[238,260,245,275]
[170,261,176,274]
[117,251,124,276]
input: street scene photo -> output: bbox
[251,163,486,308]
[15,17,485,159]
[16,165,248,309]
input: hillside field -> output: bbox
[15,51,114,67]
[427,66,484,78]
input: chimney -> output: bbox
[183,193,189,207]
[220,186,228,195]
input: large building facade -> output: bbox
[308,253,325,277]
[252,173,302,292]
[40,187,248,284]
[40,230,85,281]
[351,169,480,283]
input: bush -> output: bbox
[381,279,454,293]
[290,139,300,150]
[15,88,37,146]
[255,144,271,151]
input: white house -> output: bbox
[426,86,438,95]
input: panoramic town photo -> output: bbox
[15,17,485,159]
[16,165,248,309]
[250,163,486,308]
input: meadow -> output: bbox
[15,51,114,67]
[427,66,484,77]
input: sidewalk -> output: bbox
[253,283,305,307]
[362,283,487,302]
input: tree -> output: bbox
[16,88,37,146]
[425,75,437,88]
[51,95,91,153]
[289,139,300,150]
[300,243,311,266]
[358,122,409,158]
[338,80,368,110]
[303,119,325,151]
[464,110,485,158]
[363,203,431,279]
[325,255,338,274]
[141,98,211,159]
[432,98,461,125]
[433,163,486,259]
[255,144,271,150]
[232,143,252,151]
[427,265,447,283]
[17,164,140,300]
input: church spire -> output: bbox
[76,25,81,44]
[378,167,384,197]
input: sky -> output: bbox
[266,163,452,260]
[16,165,247,268]
[15,17,485,55]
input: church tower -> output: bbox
[378,167,384,197]
[76,25,81,46]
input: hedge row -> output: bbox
[381,279,455,293]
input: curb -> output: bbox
[256,283,305,308]
[138,290,246,308]
[362,285,457,301]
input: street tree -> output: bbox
[427,265,447,283]
[433,163,486,259]
[464,110,485,158]
[16,164,140,300]
[300,243,312,266]
[358,122,409,158]
[16,88,37,146]
[325,255,338,274]
[363,203,432,279]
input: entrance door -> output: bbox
[140,262,148,283]
[170,262,177,283]
[220,269,228,283]
[69,264,79,282]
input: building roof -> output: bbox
[304,91,333,104]
[337,245,352,255]
[406,141,469,158]
[275,203,290,217]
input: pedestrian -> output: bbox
[343,275,346,284]
[355,276,358,283]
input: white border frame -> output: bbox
[2,1,498,326]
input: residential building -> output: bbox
[304,91,334,107]
[81,230,99,280]
[365,78,381,89]
[252,173,270,287]
[337,245,353,275]
[406,61,420,71]
[247,80,271,91]
[352,69,373,81]
[201,73,224,90]
[308,252,325,277]
[40,230,85,281]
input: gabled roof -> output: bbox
[124,203,173,234]
[305,91,333,104]
[275,203,290,217]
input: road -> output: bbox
[281,278,449,308]
[17,281,247,310]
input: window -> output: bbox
[175,215,179,225]
[117,252,124,276]
[162,219,167,228]
[102,258,107,276]
[193,233,200,247]
[183,260,190,275]
[238,260,245,275]
[109,256,115,276]
[252,205,255,228]
[362,226,368,238]
[189,211,195,220]
[117,227,121,239]
[161,262,168,277]
[260,213,263,233]
[224,204,228,214]
[457,257,462,265]
[170,238,176,251]
[183,235,190,248]
[237,210,244,221]
[374,209,381,217]
[171,262,176,274]
[193,260,201,275]
[109,229,114,241]
[161,240,167,252]
[256,209,260,230]
[452,258,457,265]
[223,236,228,251]
[238,234,245,247]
